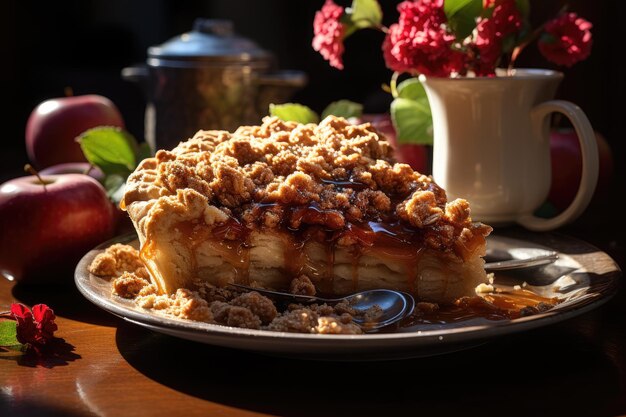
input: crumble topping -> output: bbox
[316,316,362,335]
[289,275,317,296]
[89,243,149,280]
[230,291,278,324]
[122,116,491,251]
[267,309,318,333]
[210,302,262,329]
[112,272,150,299]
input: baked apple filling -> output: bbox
[121,116,492,304]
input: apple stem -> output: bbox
[24,164,48,188]
[64,86,74,97]
[84,164,96,176]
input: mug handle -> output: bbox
[517,100,599,231]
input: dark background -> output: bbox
[2,0,623,165]
[1,0,624,239]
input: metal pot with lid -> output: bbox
[122,18,307,151]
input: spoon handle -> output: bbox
[228,283,338,304]
[484,252,559,271]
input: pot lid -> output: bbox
[148,18,271,64]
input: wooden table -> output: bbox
[1,223,625,417]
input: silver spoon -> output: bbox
[228,253,556,330]
[229,284,415,331]
[484,251,559,271]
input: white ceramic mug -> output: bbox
[420,69,599,231]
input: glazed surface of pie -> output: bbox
[122,116,492,303]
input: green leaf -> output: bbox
[321,100,363,119]
[501,33,518,54]
[78,127,137,177]
[137,142,152,162]
[348,0,383,29]
[396,78,428,101]
[392,79,433,144]
[269,103,319,124]
[444,0,482,39]
[104,174,126,205]
[390,97,433,145]
[340,14,358,38]
[0,320,18,346]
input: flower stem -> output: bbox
[390,72,400,98]
[508,23,545,73]
[349,18,388,33]
[508,4,569,72]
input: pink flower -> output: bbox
[538,12,592,67]
[312,0,346,70]
[382,0,466,77]
[10,303,58,347]
[471,0,522,76]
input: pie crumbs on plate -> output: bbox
[90,244,376,334]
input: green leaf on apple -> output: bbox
[0,320,18,346]
[104,174,127,205]
[391,97,433,145]
[269,103,320,124]
[444,0,482,39]
[78,127,137,176]
[78,126,151,205]
[321,100,363,119]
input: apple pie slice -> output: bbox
[122,116,492,304]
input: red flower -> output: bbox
[312,0,346,70]
[382,0,466,77]
[538,12,592,67]
[472,0,522,76]
[490,0,522,38]
[473,19,501,76]
[10,303,58,347]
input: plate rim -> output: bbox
[74,232,621,347]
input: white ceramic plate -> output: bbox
[75,232,620,360]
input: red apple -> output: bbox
[40,162,105,183]
[548,128,614,211]
[26,94,125,169]
[0,173,115,284]
[39,162,133,234]
[359,113,430,174]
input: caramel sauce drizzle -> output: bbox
[400,289,559,328]
[139,238,164,294]
[282,234,306,283]
[140,201,556,323]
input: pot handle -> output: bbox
[255,70,308,115]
